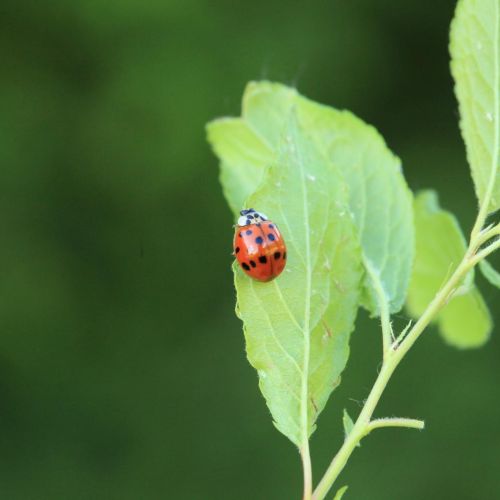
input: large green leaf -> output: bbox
[450,0,500,213]
[407,191,492,348]
[209,84,363,445]
[207,81,416,444]
[208,81,414,315]
[234,114,363,446]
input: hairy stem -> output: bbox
[367,417,425,432]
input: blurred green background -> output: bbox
[1,0,499,498]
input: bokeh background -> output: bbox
[1,0,499,498]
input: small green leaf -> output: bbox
[479,259,500,288]
[342,408,361,449]
[450,0,500,213]
[407,191,492,348]
[342,409,354,439]
[333,485,349,500]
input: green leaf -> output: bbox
[407,191,492,348]
[235,113,363,446]
[342,409,360,447]
[439,289,492,347]
[209,83,365,446]
[243,81,297,149]
[479,259,500,288]
[333,485,349,500]
[206,118,273,214]
[450,0,500,213]
[295,99,415,315]
[207,81,418,444]
[208,81,415,316]
[342,409,354,439]
[206,82,297,217]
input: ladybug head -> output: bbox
[237,208,268,227]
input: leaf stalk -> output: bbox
[301,445,313,500]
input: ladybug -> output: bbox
[233,208,287,282]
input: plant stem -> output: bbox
[367,417,424,432]
[301,444,313,500]
[364,258,392,360]
[475,222,500,248]
[312,360,393,500]
[470,236,500,266]
[312,247,476,500]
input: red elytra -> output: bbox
[233,208,287,282]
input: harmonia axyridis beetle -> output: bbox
[233,208,287,282]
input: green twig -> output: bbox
[366,417,425,433]
[475,223,500,248]
[364,258,393,360]
[471,237,500,266]
[301,445,313,500]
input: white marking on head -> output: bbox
[237,209,269,226]
[238,215,249,226]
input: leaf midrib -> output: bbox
[292,121,314,446]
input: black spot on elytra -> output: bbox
[274,251,281,260]
[241,262,250,271]
[259,256,267,264]
[269,224,274,229]
[255,236,263,245]
[250,260,256,268]
[283,252,287,260]
[238,232,242,238]
[246,229,252,235]
[268,233,275,241]
[235,247,240,254]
